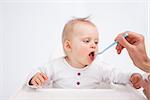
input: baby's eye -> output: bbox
[95,41,98,44]
[83,39,90,43]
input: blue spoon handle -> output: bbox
[97,32,128,55]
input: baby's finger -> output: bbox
[31,79,38,86]
[35,78,42,86]
[40,73,48,80]
[38,74,45,84]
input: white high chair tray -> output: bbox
[10,84,146,100]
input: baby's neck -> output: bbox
[65,56,87,69]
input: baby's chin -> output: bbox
[84,59,95,66]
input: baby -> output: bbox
[26,17,142,89]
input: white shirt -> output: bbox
[26,56,132,89]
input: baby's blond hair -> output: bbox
[62,17,96,43]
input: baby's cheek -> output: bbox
[79,49,88,56]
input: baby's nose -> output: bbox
[91,45,96,49]
[90,43,96,49]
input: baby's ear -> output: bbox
[64,40,72,52]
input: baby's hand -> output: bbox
[130,73,143,89]
[29,72,48,86]
[142,79,150,100]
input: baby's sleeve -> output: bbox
[26,61,54,88]
[100,61,132,85]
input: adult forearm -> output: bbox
[142,58,150,73]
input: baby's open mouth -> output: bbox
[89,51,95,60]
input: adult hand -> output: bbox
[115,31,150,72]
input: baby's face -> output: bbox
[70,22,99,67]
